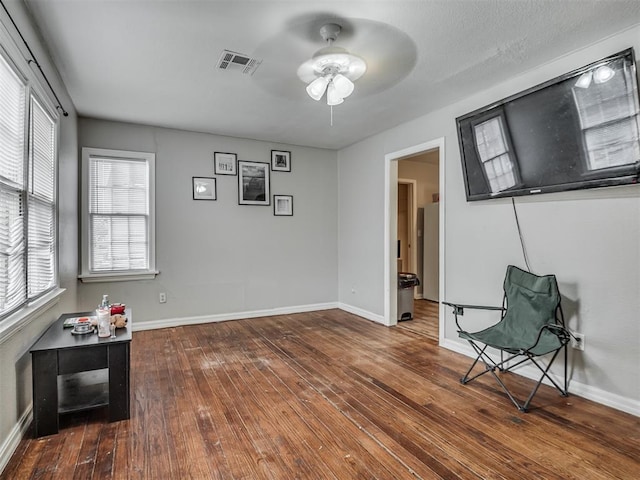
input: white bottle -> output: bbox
[97,295,111,338]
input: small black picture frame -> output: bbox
[273,195,293,216]
[271,150,291,172]
[214,152,237,175]
[193,177,217,200]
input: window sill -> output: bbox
[78,271,159,283]
[0,287,66,345]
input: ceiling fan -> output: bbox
[297,23,367,106]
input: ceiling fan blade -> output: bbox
[252,16,416,100]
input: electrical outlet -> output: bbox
[159,292,167,304]
[571,332,585,351]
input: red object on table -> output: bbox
[110,303,125,315]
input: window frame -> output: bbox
[572,57,640,174]
[470,109,522,195]
[0,31,60,324]
[80,147,157,283]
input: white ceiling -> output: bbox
[25,0,640,150]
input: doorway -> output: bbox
[384,138,445,344]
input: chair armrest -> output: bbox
[539,324,571,345]
[442,301,504,314]
[442,302,505,332]
[521,324,571,354]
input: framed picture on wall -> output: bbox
[214,152,237,175]
[273,195,293,216]
[271,150,291,172]
[238,161,270,206]
[192,177,217,200]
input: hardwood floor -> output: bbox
[398,299,439,341]
[3,308,639,479]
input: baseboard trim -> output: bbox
[134,301,386,331]
[0,405,32,474]
[440,339,639,417]
[132,302,340,332]
[337,303,386,325]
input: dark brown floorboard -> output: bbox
[398,299,439,341]
[3,308,638,479]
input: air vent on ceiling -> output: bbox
[217,50,262,75]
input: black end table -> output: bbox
[30,309,132,437]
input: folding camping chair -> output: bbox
[444,265,571,412]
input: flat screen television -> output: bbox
[456,48,640,201]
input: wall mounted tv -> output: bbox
[456,48,640,201]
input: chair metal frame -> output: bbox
[444,267,572,412]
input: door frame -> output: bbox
[383,138,445,342]
[397,178,417,278]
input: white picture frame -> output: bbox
[273,195,293,216]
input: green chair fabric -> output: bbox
[445,265,571,412]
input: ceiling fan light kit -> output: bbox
[306,76,330,100]
[298,23,367,107]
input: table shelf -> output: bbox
[58,369,109,414]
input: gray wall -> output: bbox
[0,0,79,468]
[338,25,640,412]
[77,118,339,324]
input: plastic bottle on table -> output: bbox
[97,294,111,338]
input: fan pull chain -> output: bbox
[330,105,334,126]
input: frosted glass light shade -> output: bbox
[326,82,344,106]
[306,76,330,101]
[332,74,354,98]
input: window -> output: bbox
[0,52,58,319]
[572,57,640,171]
[473,115,519,194]
[80,148,156,282]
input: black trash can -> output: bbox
[398,272,420,321]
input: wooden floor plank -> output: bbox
[217,324,341,479]
[2,308,638,479]
[251,317,527,479]
[236,320,415,480]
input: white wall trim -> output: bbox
[441,338,639,417]
[338,302,386,325]
[436,141,446,346]
[132,302,339,332]
[384,138,446,329]
[0,288,65,345]
[0,405,32,474]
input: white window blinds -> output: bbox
[88,155,151,272]
[572,59,640,171]
[28,97,56,296]
[0,55,25,186]
[0,54,26,315]
[0,52,57,318]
